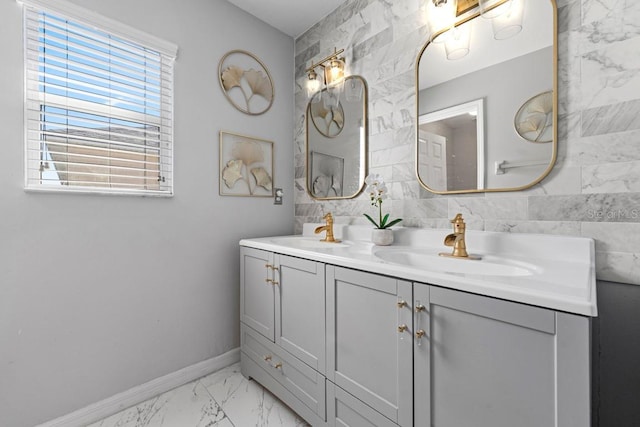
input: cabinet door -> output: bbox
[326,266,413,426]
[240,247,275,341]
[275,254,326,374]
[326,381,397,427]
[414,284,591,427]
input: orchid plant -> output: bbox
[363,174,403,229]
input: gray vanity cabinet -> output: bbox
[240,247,275,340]
[326,266,414,427]
[240,246,325,368]
[413,284,591,427]
[275,253,326,373]
[241,245,591,427]
[240,247,327,423]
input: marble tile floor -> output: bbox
[88,363,309,427]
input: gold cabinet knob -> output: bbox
[274,362,283,369]
[264,355,272,362]
[416,329,426,339]
[415,304,426,312]
[397,300,407,308]
[265,263,273,269]
[265,279,278,286]
[398,324,408,333]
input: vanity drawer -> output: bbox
[241,323,326,419]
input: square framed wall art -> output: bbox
[219,131,274,197]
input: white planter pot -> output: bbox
[372,228,394,246]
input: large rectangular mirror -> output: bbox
[306,76,368,200]
[416,0,557,194]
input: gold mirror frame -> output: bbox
[306,75,368,200]
[415,0,558,195]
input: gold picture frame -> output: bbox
[219,131,274,197]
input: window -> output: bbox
[22,0,177,195]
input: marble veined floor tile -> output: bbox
[90,363,308,427]
[88,380,232,427]
[200,363,309,427]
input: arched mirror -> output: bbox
[306,76,368,200]
[416,0,557,194]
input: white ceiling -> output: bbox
[225,0,349,38]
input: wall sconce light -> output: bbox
[427,0,458,43]
[305,48,348,103]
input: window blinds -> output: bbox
[23,3,176,195]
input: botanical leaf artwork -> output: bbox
[244,69,273,103]
[222,159,243,188]
[221,65,244,91]
[220,133,273,196]
[515,91,553,143]
[310,101,345,137]
[251,167,272,190]
[219,51,274,115]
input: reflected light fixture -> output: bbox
[430,0,525,61]
[305,48,347,103]
[444,21,472,60]
[491,0,524,40]
[478,0,507,19]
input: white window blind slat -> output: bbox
[23,2,175,196]
[35,59,163,94]
[35,14,163,67]
[35,36,162,81]
[20,0,178,57]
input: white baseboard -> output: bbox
[37,347,240,427]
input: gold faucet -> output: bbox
[314,212,340,243]
[440,213,475,259]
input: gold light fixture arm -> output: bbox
[305,48,345,73]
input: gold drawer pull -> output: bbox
[274,362,282,369]
[397,300,407,308]
[398,324,408,333]
[416,329,426,339]
[264,355,272,362]
[415,304,426,312]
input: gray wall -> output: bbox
[418,47,554,189]
[0,1,294,426]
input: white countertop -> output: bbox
[240,225,597,317]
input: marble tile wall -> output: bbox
[294,0,640,286]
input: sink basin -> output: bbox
[374,249,536,277]
[270,237,349,249]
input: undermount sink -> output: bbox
[269,236,350,249]
[373,248,537,277]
